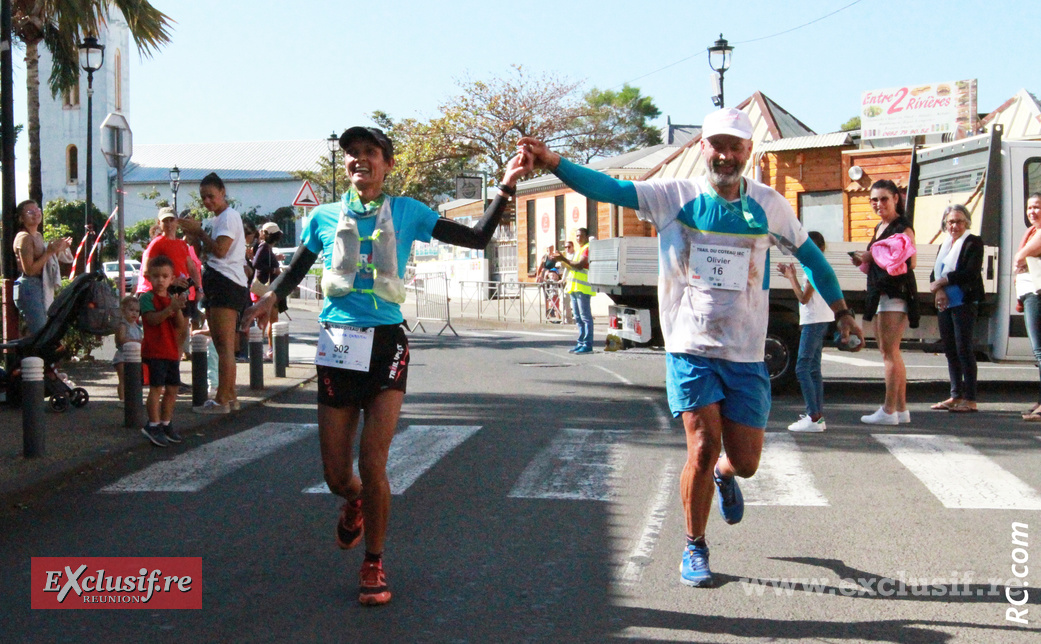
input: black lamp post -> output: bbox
[326,131,339,201]
[169,165,181,214]
[78,35,104,272]
[707,33,733,108]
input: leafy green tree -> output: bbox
[13,1,173,205]
[43,197,106,260]
[570,85,662,163]
[840,116,861,132]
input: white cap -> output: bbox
[260,222,281,234]
[702,108,753,140]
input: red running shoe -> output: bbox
[358,559,391,606]
[336,499,364,550]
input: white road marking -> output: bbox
[821,353,882,367]
[649,397,673,433]
[741,433,829,506]
[594,364,632,385]
[618,460,677,587]
[490,329,575,338]
[100,423,317,493]
[509,429,630,501]
[874,434,1041,509]
[303,425,482,495]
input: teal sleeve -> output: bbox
[554,158,640,210]
[794,240,844,305]
[138,292,156,314]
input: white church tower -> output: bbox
[37,14,131,213]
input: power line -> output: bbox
[612,0,867,90]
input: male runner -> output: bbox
[519,108,863,587]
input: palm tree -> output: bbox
[13,1,172,206]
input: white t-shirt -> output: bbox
[634,176,810,362]
[205,207,247,286]
[799,276,835,325]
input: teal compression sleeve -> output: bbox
[554,158,640,210]
[794,239,844,305]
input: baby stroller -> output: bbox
[1,272,119,412]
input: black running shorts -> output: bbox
[316,324,409,409]
[144,358,182,388]
[202,265,250,313]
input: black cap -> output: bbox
[339,126,394,160]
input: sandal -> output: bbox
[948,401,978,413]
[931,398,959,410]
[1024,412,1041,422]
[1024,403,1041,416]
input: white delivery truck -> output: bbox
[588,125,1040,390]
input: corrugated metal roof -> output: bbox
[755,132,854,152]
[517,144,681,194]
[438,198,482,213]
[123,140,329,183]
[642,91,816,181]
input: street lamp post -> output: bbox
[326,131,339,201]
[78,36,104,273]
[707,33,733,108]
[169,165,181,214]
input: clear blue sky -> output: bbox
[9,0,1037,181]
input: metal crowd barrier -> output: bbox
[409,272,457,336]
[455,280,567,325]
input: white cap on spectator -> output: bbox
[702,108,753,140]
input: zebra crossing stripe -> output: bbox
[874,434,1041,510]
[618,460,677,587]
[508,429,630,501]
[741,433,829,506]
[302,425,482,495]
[100,423,317,493]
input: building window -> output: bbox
[586,198,599,239]
[798,190,844,242]
[114,50,122,111]
[66,145,78,184]
[526,200,537,275]
[62,79,80,108]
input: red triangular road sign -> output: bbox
[293,180,321,207]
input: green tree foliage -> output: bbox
[840,116,861,132]
[43,197,106,260]
[13,1,173,205]
[570,85,662,163]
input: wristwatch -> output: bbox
[835,308,856,321]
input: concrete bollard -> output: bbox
[249,325,265,390]
[272,321,289,378]
[191,334,210,407]
[21,357,45,458]
[123,342,144,429]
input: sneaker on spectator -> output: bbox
[336,499,364,550]
[162,424,182,444]
[713,466,744,524]
[788,415,826,432]
[897,409,911,424]
[861,406,899,425]
[141,425,168,447]
[679,542,713,587]
[193,399,230,415]
[359,559,391,606]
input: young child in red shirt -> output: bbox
[140,255,189,447]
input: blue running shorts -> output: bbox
[666,353,771,428]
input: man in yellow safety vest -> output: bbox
[552,228,594,354]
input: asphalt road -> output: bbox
[2,323,1040,643]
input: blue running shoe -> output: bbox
[714,467,744,524]
[573,346,593,354]
[679,542,713,587]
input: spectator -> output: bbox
[177,173,249,414]
[1015,193,1041,421]
[138,207,203,328]
[252,221,284,359]
[535,245,562,321]
[12,200,72,336]
[929,204,984,413]
[139,255,188,447]
[551,229,593,353]
[113,295,143,406]
[850,179,918,425]
[779,231,834,432]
